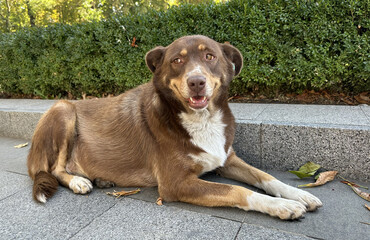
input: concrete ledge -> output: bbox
[1,99,369,181]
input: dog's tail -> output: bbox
[27,140,59,203]
[31,171,59,203]
[27,133,60,203]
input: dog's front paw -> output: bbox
[270,198,307,220]
[247,192,306,220]
[263,180,322,211]
[69,176,93,194]
[288,187,322,211]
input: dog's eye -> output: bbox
[172,58,183,64]
[205,54,216,61]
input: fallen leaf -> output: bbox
[360,92,369,101]
[106,189,140,198]
[350,185,370,202]
[338,175,369,189]
[341,97,355,105]
[14,142,28,148]
[298,171,338,188]
[354,92,369,104]
[341,180,361,188]
[365,204,370,211]
[156,197,163,206]
[289,161,321,179]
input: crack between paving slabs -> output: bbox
[0,189,27,202]
[0,170,31,202]
[233,222,243,240]
[67,199,120,239]
[5,170,28,177]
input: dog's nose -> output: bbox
[187,76,206,93]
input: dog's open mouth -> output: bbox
[188,96,208,109]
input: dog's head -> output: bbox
[146,35,243,111]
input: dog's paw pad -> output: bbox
[69,176,93,194]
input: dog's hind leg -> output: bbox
[49,102,93,195]
[51,138,93,194]
[28,101,92,203]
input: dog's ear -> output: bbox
[221,43,243,76]
[145,46,166,73]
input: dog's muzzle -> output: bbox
[187,75,208,109]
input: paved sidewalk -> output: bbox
[0,136,369,240]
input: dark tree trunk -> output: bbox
[25,0,36,27]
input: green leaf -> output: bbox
[288,170,313,179]
[289,161,321,179]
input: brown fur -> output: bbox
[27,35,321,219]
[32,171,59,202]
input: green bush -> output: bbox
[0,0,369,98]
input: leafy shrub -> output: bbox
[0,0,369,98]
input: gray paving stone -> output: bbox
[257,104,370,126]
[236,223,313,240]
[0,111,42,139]
[360,104,370,122]
[0,137,30,175]
[261,124,370,181]
[71,197,241,240]
[0,99,56,112]
[0,137,30,159]
[229,103,267,120]
[0,171,30,201]
[0,187,118,240]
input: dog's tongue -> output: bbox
[188,96,208,109]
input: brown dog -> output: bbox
[27,35,322,219]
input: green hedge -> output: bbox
[0,0,369,98]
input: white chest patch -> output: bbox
[179,109,228,173]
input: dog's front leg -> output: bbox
[158,177,306,220]
[217,152,322,211]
